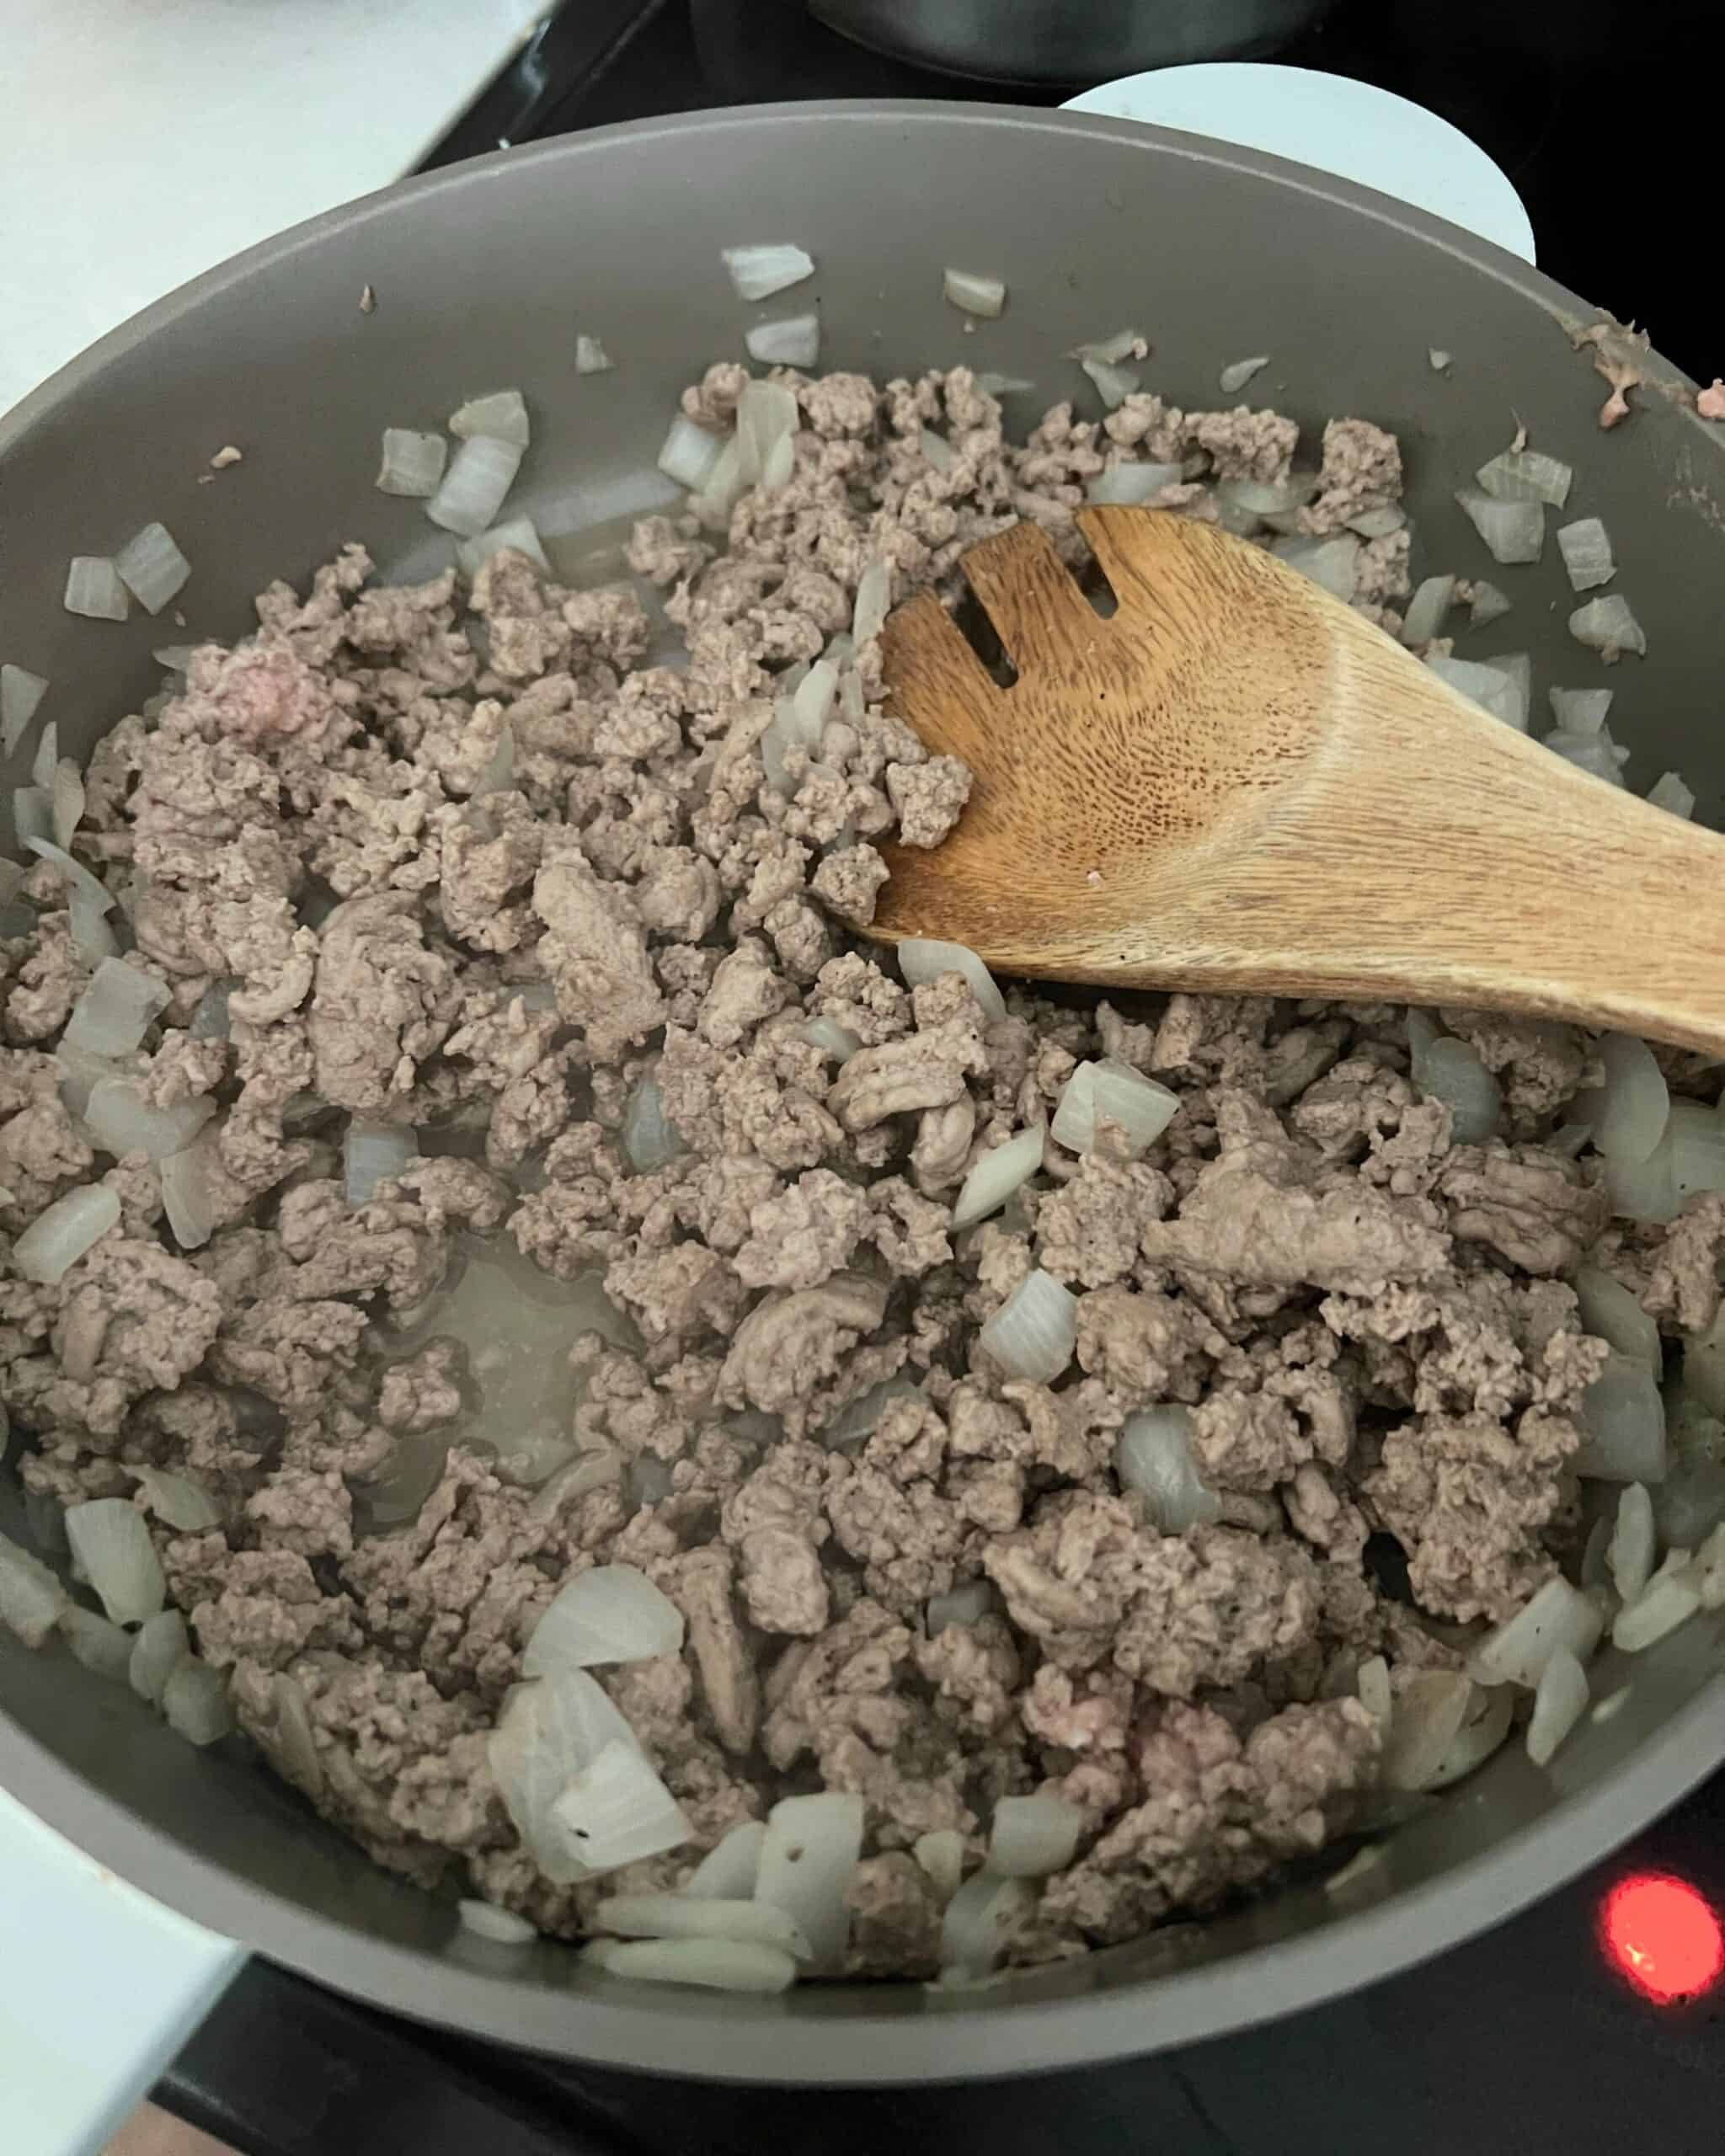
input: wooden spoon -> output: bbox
[868,505,1725,1055]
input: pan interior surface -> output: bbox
[3,104,1723,2081]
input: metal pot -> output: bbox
[809,0,1334,85]
[3,102,1722,2084]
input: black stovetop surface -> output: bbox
[163,4,1720,2147]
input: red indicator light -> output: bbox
[1601,1875,1724,2003]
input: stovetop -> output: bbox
[163,3,1721,2147]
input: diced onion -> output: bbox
[1608,1482,1656,1604]
[1668,1099,1725,1203]
[1086,461,1184,506]
[952,1123,1044,1232]
[1347,504,1407,539]
[1052,1059,1179,1157]
[973,372,1035,397]
[755,1790,863,1969]
[64,1497,164,1625]
[51,761,84,851]
[1575,1354,1667,1481]
[1429,348,1452,371]
[1469,1575,1603,1688]
[940,1870,1033,1977]
[24,835,114,915]
[0,1529,70,1646]
[488,1669,649,1882]
[820,1375,922,1451]
[723,244,815,302]
[1557,516,1615,592]
[459,1899,537,1945]
[593,1892,809,1956]
[1568,594,1645,659]
[896,937,1006,1021]
[798,1018,861,1064]
[1399,575,1455,647]
[1483,650,1532,723]
[163,1659,234,1747]
[523,1565,685,1677]
[656,414,726,494]
[427,435,524,537]
[1525,1649,1589,1766]
[114,523,191,615]
[1468,579,1512,626]
[66,963,163,1065]
[85,1077,215,1162]
[1116,1406,1223,1533]
[450,390,530,446]
[1,664,48,755]
[914,1829,966,1904]
[683,1820,766,1900]
[160,1131,221,1251]
[457,517,550,578]
[63,558,130,622]
[1416,1035,1503,1141]
[1584,1033,1669,1163]
[344,1119,419,1204]
[621,1072,686,1173]
[1356,1655,1393,1723]
[551,1738,694,1875]
[582,1936,797,1993]
[1606,1139,1678,1223]
[852,560,891,648]
[13,786,51,846]
[1382,1671,1476,1790]
[128,1609,190,1705]
[980,1268,1077,1385]
[575,336,614,376]
[1455,488,1544,564]
[377,429,447,498]
[1647,771,1696,819]
[131,1467,222,1534]
[736,381,801,493]
[1270,535,1360,600]
[1613,1567,1701,1652]
[1426,656,1526,730]
[1546,724,1628,788]
[943,268,1007,319]
[1476,447,1573,507]
[13,1183,121,1284]
[1072,329,1146,366]
[1080,356,1140,409]
[32,722,57,792]
[985,1795,1081,1879]
[1548,686,1612,734]
[61,1604,134,1682]
[1422,1684,1514,1790]
[1573,1266,1661,1373]
[927,1581,995,1632]
[919,429,953,474]
[745,314,820,369]
[1218,355,1270,393]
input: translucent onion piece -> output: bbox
[723,243,815,302]
[1557,515,1615,592]
[31,720,57,792]
[1086,461,1184,506]
[489,1669,646,1882]
[943,268,1006,318]
[1218,355,1270,394]
[1399,575,1455,646]
[1653,1451,1725,1553]
[1072,328,1146,366]
[1608,1482,1656,1604]
[449,389,530,446]
[69,889,117,964]
[1482,650,1532,725]
[377,428,447,497]
[1116,1406,1223,1533]
[128,1609,190,1705]
[1417,1035,1503,1142]
[896,937,1006,1021]
[523,1564,685,1677]
[1546,724,1628,788]
[25,836,114,918]
[427,435,523,537]
[550,1737,692,1876]
[820,1375,922,1451]
[913,1829,965,1904]
[621,1072,685,1173]
[1,664,48,755]
[131,1468,221,1534]
[1422,1684,1515,1790]
[1081,356,1140,409]
[1469,1575,1604,1688]
[574,335,614,376]
[852,559,891,648]
[687,436,745,526]
[755,1791,864,1968]
[1475,447,1573,507]
[1548,686,1613,734]
[344,1119,419,1205]
[159,1129,222,1251]
[13,785,51,847]
[1668,1100,1725,1203]
[61,1605,134,1683]
[13,1183,121,1284]
[51,761,84,851]
[1355,1654,1393,1724]
[152,643,198,675]
[919,429,953,474]
[1568,594,1646,659]
[1455,488,1544,564]
[683,1820,767,1900]
[1605,1137,1679,1224]
[1647,771,1696,819]
[952,1123,1044,1233]
[1576,1354,1667,1482]
[1613,1568,1701,1652]
[1525,1648,1589,1766]
[974,372,1035,397]
[65,957,168,1057]
[63,557,130,621]
[65,1497,164,1625]
[939,1870,1033,1977]
[1051,1059,1179,1158]
[85,1077,215,1161]
[1468,579,1512,626]
[1587,1033,1669,1163]
[736,380,801,490]
[1426,655,1525,730]
[0,1529,70,1646]
[1572,1266,1661,1373]
[926,1581,995,1634]
[1270,534,1360,600]
[985,1795,1082,1879]
[1223,470,1318,517]
[980,1268,1077,1385]
[114,523,191,615]
[457,517,551,578]
[797,1018,861,1064]
[163,1660,234,1747]
[1383,1671,1476,1790]
[458,1899,537,1945]
[582,1936,797,1993]
[746,314,820,369]
[656,414,725,494]
[593,1893,809,1956]
[1347,504,1407,539]
[1429,347,1452,371]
